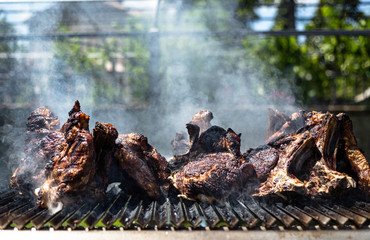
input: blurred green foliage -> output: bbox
[49,0,369,106]
[54,17,150,106]
[0,11,35,104]
[249,0,369,105]
[0,11,15,73]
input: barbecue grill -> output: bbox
[0,188,369,240]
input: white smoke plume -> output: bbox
[24,1,300,158]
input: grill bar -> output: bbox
[66,204,94,229]
[244,197,276,228]
[169,196,185,227]
[281,205,313,228]
[213,202,239,228]
[0,191,16,202]
[0,203,31,229]
[49,205,79,229]
[30,207,60,229]
[119,195,141,228]
[0,199,27,214]
[326,204,367,228]
[302,206,332,227]
[260,202,295,228]
[153,198,169,229]
[349,206,370,219]
[0,191,17,207]
[12,206,45,229]
[312,205,349,227]
[231,199,259,228]
[182,199,202,227]
[198,202,220,228]
[101,194,130,228]
[136,200,154,228]
[0,190,369,231]
[356,201,370,212]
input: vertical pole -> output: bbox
[149,28,160,105]
[148,0,161,106]
[287,0,296,30]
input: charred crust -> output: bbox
[68,100,81,116]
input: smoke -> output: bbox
[3,1,301,191]
[138,3,300,156]
[26,1,300,157]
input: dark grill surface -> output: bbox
[0,189,369,231]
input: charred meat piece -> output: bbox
[302,112,340,170]
[265,110,305,144]
[171,131,189,156]
[171,153,254,201]
[266,110,343,171]
[192,126,231,156]
[10,132,64,195]
[337,113,370,195]
[302,112,356,196]
[25,106,60,135]
[169,124,237,171]
[93,122,118,188]
[305,161,356,196]
[168,124,201,171]
[244,145,279,181]
[60,100,89,134]
[37,101,96,208]
[265,110,341,169]
[262,109,365,196]
[256,131,319,196]
[266,108,290,141]
[189,110,213,134]
[171,110,213,156]
[10,106,62,195]
[171,126,254,201]
[114,133,168,199]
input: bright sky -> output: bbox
[0,0,369,34]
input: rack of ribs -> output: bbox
[255,109,367,197]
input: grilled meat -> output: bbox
[266,108,290,141]
[10,106,62,195]
[114,133,169,199]
[265,109,305,144]
[171,110,213,156]
[261,109,366,196]
[302,112,356,196]
[171,152,254,201]
[305,161,356,196]
[244,145,279,181]
[169,124,233,171]
[301,112,340,170]
[189,110,213,134]
[337,113,370,194]
[170,125,254,201]
[256,131,319,196]
[25,106,60,135]
[93,122,118,188]
[171,131,189,156]
[37,101,96,208]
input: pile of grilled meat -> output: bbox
[9,101,370,208]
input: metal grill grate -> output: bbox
[0,189,369,231]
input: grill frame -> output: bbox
[1,229,370,240]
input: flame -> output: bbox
[79,113,90,130]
